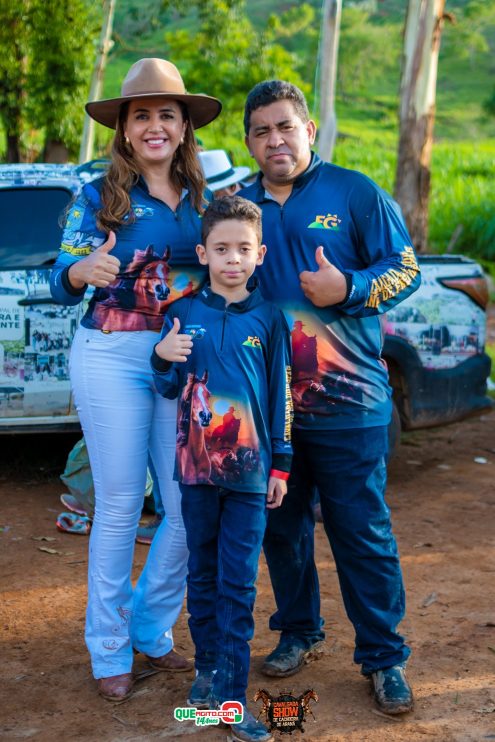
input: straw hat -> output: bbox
[86,58,222,130]
[198,150,251,192]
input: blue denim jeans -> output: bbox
[180,484,267,705]
[263,425,411,675]
[70,327,188,679]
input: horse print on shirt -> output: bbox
[176,376,261,488]
[92,245,171,331]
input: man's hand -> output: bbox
[154,318,193,363]
[267,476,287,509]
[68,231,120,289]
[299,246,348,307]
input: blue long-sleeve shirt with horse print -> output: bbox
[151,282,293,494]
[50,175,208,331]
[240,152,421,432]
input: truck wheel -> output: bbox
[388,400,402,459]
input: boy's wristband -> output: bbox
[271,452,292,473]
[151,348,173,372]
[269,469,290,481]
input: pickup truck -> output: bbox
[0,163,492,437]
[384,255,492,444]
[0,162,104,432]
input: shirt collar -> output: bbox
[250,151,322,203]
[198,276,263,312]
[136,175,189,201]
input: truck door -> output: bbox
[0,186,80,431]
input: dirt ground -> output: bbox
[1,409,495,742]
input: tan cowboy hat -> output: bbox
[85,58,222,130]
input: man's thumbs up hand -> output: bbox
[68,230,121,289]
[315,245,332,269]
[299,246,348,307]
[154,317,193,363]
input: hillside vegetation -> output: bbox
[101,0,495,256]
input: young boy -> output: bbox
[151,196,293,742]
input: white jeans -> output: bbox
[70,327,187,679]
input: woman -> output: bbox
[50,58,221,702]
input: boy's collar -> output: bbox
[198,276,262,312]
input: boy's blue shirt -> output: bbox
[151,281,293,494]
[50,175,208,330]
[239,153,421,431]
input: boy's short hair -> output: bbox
[244,80,310,134]
[201,196,262,244]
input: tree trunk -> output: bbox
[79,0,116,164]
[43,139,70,163]
[394,0,446,253]
[6,134,21,163]
[318,0,342,162]
[1,13,25,163]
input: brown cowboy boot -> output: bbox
[146,648,193,672]
[97,672,134,703]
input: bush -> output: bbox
[332,132,494,260]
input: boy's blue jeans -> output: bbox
[180,484,267,705]
[263,425,411,675]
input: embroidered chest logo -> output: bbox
[133,205,154,218]
[308,213,341,230]
[185,325,206,339]
[242,336,262,349]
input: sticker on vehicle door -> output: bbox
[0,269,78,419]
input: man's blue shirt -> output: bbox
[240,153,421,431]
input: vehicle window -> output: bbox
[0,187,73,269]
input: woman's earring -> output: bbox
[180,136,185,145]
[125,136,130,145]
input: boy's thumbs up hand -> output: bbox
[68,230,121,289]
[299,246,347,307]
[154,317,193,363]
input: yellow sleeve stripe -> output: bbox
[61,243,92,256]
[365,246,420,309]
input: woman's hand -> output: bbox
[266,476,288,509]
[68,231,120,289]
[155,318,193,363]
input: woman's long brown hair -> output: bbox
[96,100,207,232]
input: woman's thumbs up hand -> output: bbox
[68,231,121,289]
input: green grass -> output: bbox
[325,132,494,259]
[486,343,495,383]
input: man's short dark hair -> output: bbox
[244,80,310,134]
[201,196,262,244]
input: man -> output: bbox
[198,149,251,198]
[240,80,420,715]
